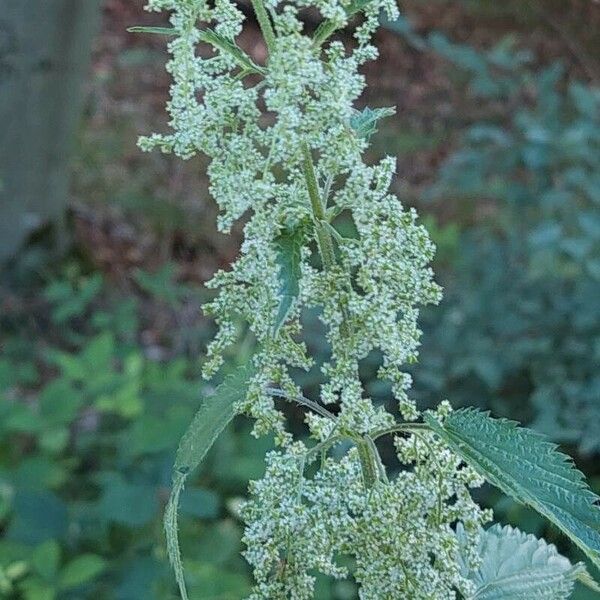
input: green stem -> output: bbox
[305,434,342,462]
[371,422,431,441]
[301,143,337,268]
[356,439,378,489]
[313,20,339,48]
[251,0,276,55]
[264,387,337,422]
[312,0,373,47]
[301,142,353,341]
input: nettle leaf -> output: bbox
[165,361,256,600]
[350,106,396,140]
[273,227,304,336]
[425,409,600,574]
[457,523,592,599]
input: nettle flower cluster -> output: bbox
[140,0,490,597]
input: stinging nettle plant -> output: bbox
[131,1,600,598]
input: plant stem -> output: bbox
[302,142,388,488]
[372,422,431,440]
[313,20,339,48]
[264,387,337,421]
[251,0,276,55]
[301,143,353,340]
[301,142,337,270]
[313,0,373,47]
[356,439,378,489]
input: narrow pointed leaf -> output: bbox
[273,227,304,335]
[127,26,177,36]
[128,26,265,75]
[174,361,255,475]
[425,408,600,574]
[164,360,255,600]
[197,29,265,75]
[457,523,589,599]
[164,473,188,600]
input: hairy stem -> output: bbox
[301,142,337,269]
[372,422,431,441]
[301,142,352,340]
[356,439,378,489]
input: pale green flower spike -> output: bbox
[135,1,600,598]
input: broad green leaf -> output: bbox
[185,562,251,599]
[425,408,600,574]
[18,579,56,600]
[97,474,158,527]
[165,360,256,600]
[273,227,304,335]
[7,492,68,545]
[350,106,396,141]
[179,488,220,519]
[127,26,177,36]
[59,554,106,589]
[31,540,61,581]
[457,523,590,599]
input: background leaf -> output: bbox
[59,554,106,589]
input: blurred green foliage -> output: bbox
[0,262,256,599]
[412,34,600,456]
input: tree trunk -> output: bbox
[0,0,101,262]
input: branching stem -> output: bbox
[265,387,337,422]
[371,422,431,441]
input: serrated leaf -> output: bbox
[425,408,600,575]
[174,362,255,474]
[350,106,396,141]
[273,227,304,336]
[165,361,256,600]
[457,523,588,599]
[127,26,177,36]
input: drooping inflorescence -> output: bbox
[137,1,600,597]
[139,0,492,596]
